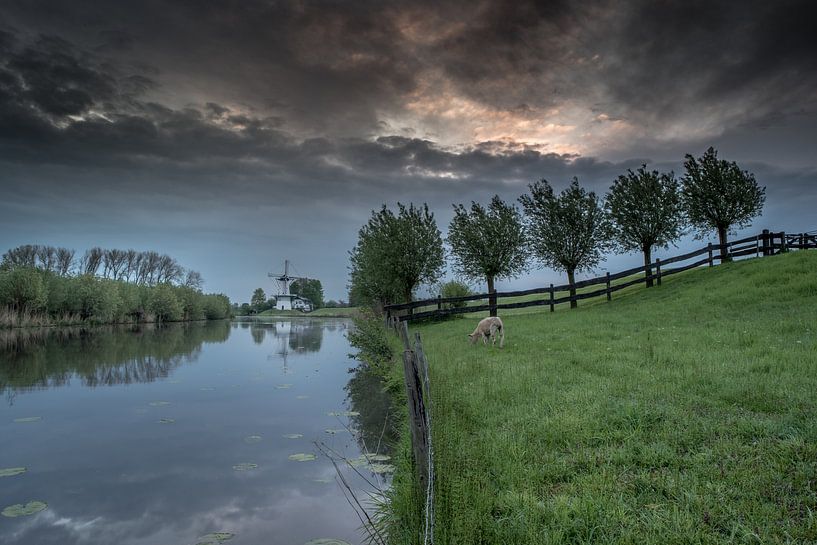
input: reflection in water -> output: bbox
[0,317,389,545]
[346,366,399,456]
[0,321,230,400]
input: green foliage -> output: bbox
[0,268,47,312]
[438,280,472,309]
[250,287,266,310]
[147,283,183,322]
[389,251,817,543]
[349,202,445,306]
[682,147,765,246]
[202,294,231,320]
[347,308,394,373]
[175,286,205,321]
[290,278,324,308]
[447,195,528,291]
[520,178,613,279]
[607,165,685,255]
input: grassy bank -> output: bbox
[389,251,817,543]
[256,306,360,318]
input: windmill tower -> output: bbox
[268,260,303,311]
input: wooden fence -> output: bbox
[385,229,817,324]
[398,321,435,544]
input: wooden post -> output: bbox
[384,308,391,329]
[761,229,770,256]
[655,258,662,286]
[781,231,788,252]
[708,243,714,267]
[606,272,611,302]
[549,283,554,313]
[437,295,442,313]
[399,322,429,491]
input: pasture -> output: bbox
[388,251,817,544]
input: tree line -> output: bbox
[1,245,204,288]
[0,246,230,327]
[349,147,765,312]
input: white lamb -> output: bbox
[468,316,505,348]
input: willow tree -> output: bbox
[607,166,685,287]
[682,147,765,261]
[447,195,528,317]
[519,178,612,308]
[349,202,444,307]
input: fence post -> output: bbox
[606,272,611,302]
[384,308,390,329]
[436,295,442,312]
[707,243,714,267]
[655,258,662,286]
[400,322,429,492]
[761,229,770,256]
[781,231,788,253]
[549,283,554,313]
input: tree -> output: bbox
[607,165,685,287]
[447,195,528,316]
[184,270,204,290]
[438,280,472,310]
[250,288,266,312]
[519,178,612,308]
[290,278,324,309]
[349,203,445,307]
[682,147,765,261]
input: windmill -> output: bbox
[268,260,310,311]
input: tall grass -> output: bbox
[388,251,817,544]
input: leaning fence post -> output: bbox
[549,283,554,313]
[708,243,714,267]
[781,231,788,252]
[399,322,429,492]
[606,272,611,302]
[436,295,442,313]
[655,258,662,286]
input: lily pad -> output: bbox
[1,501,47,517]
[149,401,170,407]
[0,467,27,478]
[158,418,176,424]
[312,478,333,484]
[364,453,391,462]
[347,455,369,467]
[326,411,359,417]
[243,435,263,444]
[282,433,303,439]
[196,532,234,544]
[304,539,353,545]
[368,463,396,474]
[288,453,317,462]
[232,463,258,471]
[275,384,293,389]
[13,416,42,423]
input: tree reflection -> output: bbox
[0,321,230,400]
[345,364,399,455]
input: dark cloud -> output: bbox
[0,1,815,300]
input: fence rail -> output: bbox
[385,229,817,324]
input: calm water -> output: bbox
[0,319,396,545]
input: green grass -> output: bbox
[389,251,817,544]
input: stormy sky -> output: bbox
[1,0,815,302]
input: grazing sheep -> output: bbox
[468,316,505,348]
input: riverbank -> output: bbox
[0,267,231,329]
[389,251,817,543]
[254,307,360,318]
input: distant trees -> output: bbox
[290,278,324,309]
[520,178,612,308]
[251,288,267,310]
[448,196,528,316]
[0,244,226,327]
[349,203,445,307]
[682,147,765,261]
[607,166,685,287]
[0,244,202,287]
